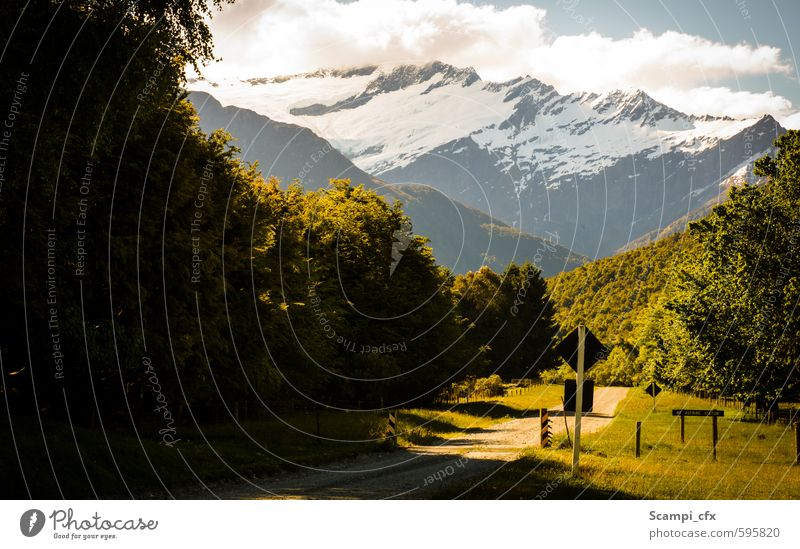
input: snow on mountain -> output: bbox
[191,61,756,179]
[187,90,585,276]
[190,61,785,256]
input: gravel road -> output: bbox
[184,387,630,499]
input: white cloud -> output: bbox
[205,0,547,80]
[780,111,800,129]
[527,30,791,93]
[648,86,794,119]
[200,0,795,119]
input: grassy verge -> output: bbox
[439,389,800,499]
[398,384,564,445]
[1,410,387,499]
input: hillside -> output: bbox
[189,91,585,276]
[548,232,696,342]
[618,162,768,252]
[396,183,584,275]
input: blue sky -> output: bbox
[203,0,799,124]
[508,0,799,108]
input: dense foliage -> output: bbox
[546,234,696,385]
[654,132,800,405]
[0,0,557,434]
[546,133,800,405]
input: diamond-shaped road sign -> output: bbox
[554,326,606,372]
[645,381,662,397]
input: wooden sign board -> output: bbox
[671,409,724,417]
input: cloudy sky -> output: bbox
[198,0,800,125]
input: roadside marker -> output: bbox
[645,381,661,411]
[387,411,397,445]
[540,408,552,448]
[712,415,718,461]
[795,421,799,465]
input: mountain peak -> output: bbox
[365,61,481,95]
[589,88,690,125]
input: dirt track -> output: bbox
[187,387,629,499]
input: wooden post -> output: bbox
[712,415,718,461]
[635,421,641,457]
[795,421,799,465]
[680,415,685,444]
[572,325,585,476]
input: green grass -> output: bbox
[398,384,564,445]
[440,389,800,499]
[1,410,387,498]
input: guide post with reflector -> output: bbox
[387,411,397,446]
[540,408,552,448]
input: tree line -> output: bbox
[549,134,800,408]
[0,0,558,433]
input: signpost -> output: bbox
[555,325,605,476]
[645,381,661,411]
[672,409,724,459]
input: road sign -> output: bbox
[672,410,723,459]
[554,325,605,476]
[645,382,661,397]
[671,409,724,417]
[555,327,606,372]
[563,379,594,413]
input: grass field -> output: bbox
[443,389,800,499]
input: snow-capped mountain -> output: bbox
[188,91,585,276]
[190,61,785,256]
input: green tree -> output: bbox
[660,131,800,404]
[453,262,558,379]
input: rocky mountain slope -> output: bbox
[189,91,584,276]
[191,61,785,257]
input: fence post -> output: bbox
[795,421,799,466]
[712,415,718,461]
[635,421,641,457]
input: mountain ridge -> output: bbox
[191,61,786,256]
[188,90,585,276]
